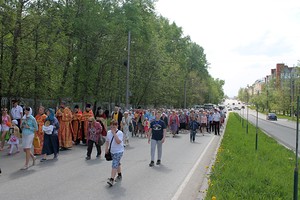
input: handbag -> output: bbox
[105,136,114,161]
[33,135,40,148]
[98,135,106,146]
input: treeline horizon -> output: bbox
[0,0,224,109]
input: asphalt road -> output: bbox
[237,108,299,152]
[0,130,221,200]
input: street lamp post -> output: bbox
[125,31,131,110]
[184,79,187,109]
[293,96,299,200]
[267,87,269,113]
[242,107,244,127]
[255,91,259,150]
[292,80,295,119]
[240,108,242,123]
[246,87,249,134]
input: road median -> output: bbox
[204,112,297,199]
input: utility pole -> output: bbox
[125,31,131,110]
[246,86,249,134]
[294,96,299,200]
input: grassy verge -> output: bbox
[277,114,297,121]
[205,112,298,199]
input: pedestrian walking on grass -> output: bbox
[148,111,166,167]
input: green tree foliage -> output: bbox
[239,66,300,114]
[0,0,225,109]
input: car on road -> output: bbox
[233,106,240,110]
[267,113,277,121]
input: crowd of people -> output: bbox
[0,100,226,185]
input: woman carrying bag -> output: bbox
[105,119,124,187]
[86,117,102,160]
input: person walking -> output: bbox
[111,105,123,130]
[212,109,221,136]
[143,117,150,138]
[168,110,179,137]
[10,100,23,131]
[72,105,82,145]
[179,111,186,132]
[189,115,199,142]
[160,113,168,130]
[21,107,38,170]
[95,107,108,133]
[34,106,47,155]
[200,111,207,136]
[80,104,94,145]
[121,111,131,146]
[106,119,124,186]
[86,117,102,160]
[208,111,214,133]
[7,120,21,155]
[40,108,60,162]
[0,107,11,151]
[148,111,166,167]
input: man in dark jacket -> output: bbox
[111,105,123,130]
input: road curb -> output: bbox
[196,116,228,200]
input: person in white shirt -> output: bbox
[105,119,124,186]
[10,100,23,129]
[212,109,221,136]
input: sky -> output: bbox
[155,0,300,97]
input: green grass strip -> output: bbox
[205,112,298,199]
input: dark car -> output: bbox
[267,113,277,121]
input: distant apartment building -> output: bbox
[252,79,264,95]
[269,63,298,88]
[249,63,299,96]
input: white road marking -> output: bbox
[171,135,216,200]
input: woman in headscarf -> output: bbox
[40,108,60,162]
[168,110,179,137]
[121,111,132,146]
[21,107,38,170]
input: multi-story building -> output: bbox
[270,63,298,88]
[252,79,264,95]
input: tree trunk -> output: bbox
[0,19,4,106]
[8,0,26,97]
[59,38,72,98]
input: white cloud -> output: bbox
[155,0,300,97]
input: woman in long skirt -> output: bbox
[40,108,60,162]
[168,111,179,137]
